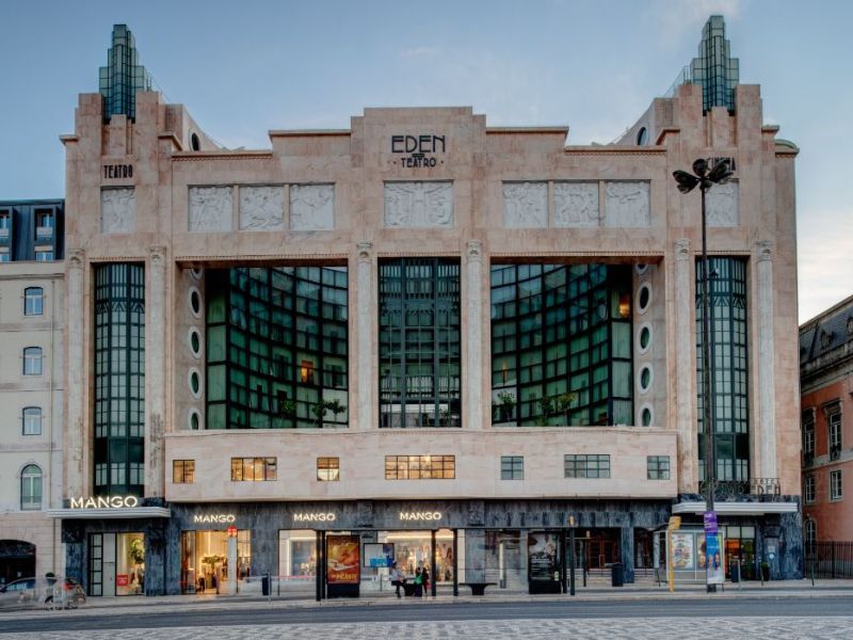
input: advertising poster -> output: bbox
[705,532,725,584]
[670,532,694,570]
[327,535,360,584]
[528,532,560,581]
[363,543,395,568]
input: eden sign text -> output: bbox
[391,134,446,168]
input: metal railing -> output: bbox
[806,542,853,579]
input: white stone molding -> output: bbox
[674,238,696,491]
[189,186,233,232]
[148,244,168,498]
[100,187,136,234]
[384,181,453,228]
[466,240,483,430]
[755,240,776,479]
[502,181,547,228]
[706,182,739,227]
[554,182,599,227]
[356,242,373,430]
[67,249,86,496]
[290,184,335,230]
[604,182,650,227]
[239,185,284,231]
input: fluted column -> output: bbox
[356,242,373,431]
[755,240,777,479]
[674,239,696,492]
[465,241,483,430]
[147,246,167,497]
[66,249,86,498]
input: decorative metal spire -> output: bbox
[99,24,152,121]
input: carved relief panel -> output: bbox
[706,182,739,227]
[189,186,233,232]
[239,186,284,231]
[101,187,136,234]
[290,184,335,230]
[503,181,548,228]
[384,181,453,228]
[604,182,650,227]
[554,182,599,227]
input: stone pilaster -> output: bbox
[66,249,86,498]
[465,241,483,430]
[674,239,696,492]
[147,246,167,497]
[755,240,777,479]
[356,242,373,431]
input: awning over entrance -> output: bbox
[46,507,171,520]
[672,501,797,516]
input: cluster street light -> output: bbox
[672,158,734,593]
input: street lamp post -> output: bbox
[673,158,734,593]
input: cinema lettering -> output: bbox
[391,134,446,168]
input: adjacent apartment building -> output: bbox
[800,295,853,554]
[46,18,802,597]
[0,199,65,585]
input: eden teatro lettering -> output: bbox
[103,163,133,179]
[391,134,446,168]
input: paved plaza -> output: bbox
[8,616,853,639]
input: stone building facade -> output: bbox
[48,20,802,597]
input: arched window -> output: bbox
[20,464,42,510]
[23,347,43,376]
[22,407,42,435]
[24,287,44,316]
[804,519,818,556]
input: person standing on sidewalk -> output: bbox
[421,565,430,598]
[390,562,405,598]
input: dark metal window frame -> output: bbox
[384,455,456,480]
[564,454,611,479]
[24,286,44,316]
[230,457,277,482]
[173,459,195,484]
[317,456,340,481]
[647,455,671,480]
[500,455,524,480]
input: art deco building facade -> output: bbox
[0,199,65,585]
[49,20,802,596]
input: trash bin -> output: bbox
[611,562,624,587]
[730,564,740,583]
[262,574,270,596]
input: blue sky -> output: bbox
[1,0,850,322]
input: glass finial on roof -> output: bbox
[98,24,152,121]
[690,15,740,113]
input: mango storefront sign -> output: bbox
[70,496,139,509]
[399,511,443,522]
[193,514,237,524]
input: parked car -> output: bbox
[0,577,38,609]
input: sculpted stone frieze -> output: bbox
[706,182,739,227]
[290,184,335,230]
[554,182,599,227]
[604,182,650,227]
[189,186,233,232]
[384,181,453,228]
[240,186,284,231]
[101,187,135,234]
[503,181,547,228]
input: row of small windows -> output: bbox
[172,454,671,484]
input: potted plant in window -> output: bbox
[325,399,346,426]
[496,391,516,424]
[555,392,576,426]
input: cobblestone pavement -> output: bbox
[10,617,853,639]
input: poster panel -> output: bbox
[363,543,395,568]
[670,532,694,570]
[528,532,560,580]
[327,535,360,584]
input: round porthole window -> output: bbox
[638,364,653,394]
[637,323,652,354]
[640,405,653,427]
[189,328,202,358]
[189,409,201,431]
[189,287,202,318]
[189,368,202,397]
[636,283,652,315]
